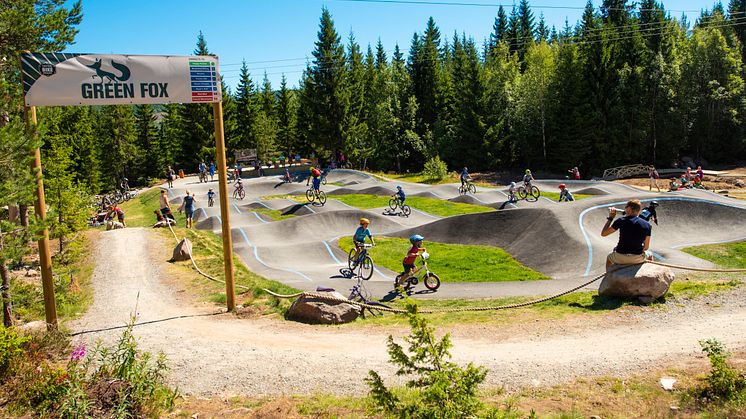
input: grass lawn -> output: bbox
[265,193,493,217]
[682,241,746,269]
[252,207,296,221]
[367,170,495,188]
[338,236,548,283]
[540,191,594,201]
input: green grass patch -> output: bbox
[539,191,594,201]
[252,207,297,221]
[119,187,162,227]
[366,170,495,188]
[682,241,746,269]
[338,236,548,283]
[264,193,494,217]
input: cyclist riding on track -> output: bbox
[392,185,405,205]
[507,181,518,203]
[352,218,375,261]
[523,169,534,187]
[460,167,471,188]
[397,234,425,287]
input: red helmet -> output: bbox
[558,183,566,189]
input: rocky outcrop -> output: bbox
[599,263,675,303]
[172,238,193,262]
[287,291,359,324]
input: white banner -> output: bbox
[22,53,222,106]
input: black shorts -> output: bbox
[402,263,415,272]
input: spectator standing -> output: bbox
[648,165,661,192]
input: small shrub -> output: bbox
[366,301,490,418]
[0,326,30,377]
[422,156,448,181]
[697,338,746,402]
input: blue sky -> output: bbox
[64,0,713,91]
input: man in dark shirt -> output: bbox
[639,201,659,225]
[601,199,652,270]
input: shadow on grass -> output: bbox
[568,294,663,311]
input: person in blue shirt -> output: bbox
[460,167,471,188]
[392,185,405,205]
[352,218,375,263]
[558,184,574,202]
[209,161,215,181]
[207,188,216,207]
[639,201,659,225]
[601,199,652,270]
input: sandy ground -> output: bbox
[68,227,746,398]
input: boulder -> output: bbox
[287,291,360,324]
[599,263,675,302]
[172,238,193,262]
[18,320,47,333]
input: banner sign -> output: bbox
[21,53,222,106]
[235,149,257,163]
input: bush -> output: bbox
[422,156,448,181]
[0,326,29,378]
[366,301,491,418]
[697,338,746,403]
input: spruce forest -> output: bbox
[8,1,746,196]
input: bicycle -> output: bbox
[306,188,327,205]
[199,170,208,183]
[387,197,411,217]
[233,182,245,200]
[458,180,477,195]
[208,196,214,207]
[348,274,390,317]
[347,243,374,280]
[394,251,441,292]
[320,168,330,185]
[517,182,541,201]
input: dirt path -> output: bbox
[69,228,746,397]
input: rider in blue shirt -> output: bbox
[352,218,375,262]
[392,185,405,204]
[460,167,471,187]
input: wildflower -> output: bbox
[70,344,86,362]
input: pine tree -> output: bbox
[234,60,258,151]
[134,104,159,180]
[97,105,138,190]
[517,0,536,62]
[276,75,297,159]
[256,73,277,161]
[489,6,509,55]
[410,17,443,137]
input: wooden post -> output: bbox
[24,106,58,329]
[212,102,235,311]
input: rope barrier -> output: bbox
[646,260,746,273]
[69,310,228,337]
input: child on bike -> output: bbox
[460,167,471,188]
[352,218,375,262]
[507,182,517,203]
[207,188,215,206]
[307,166,321,186]
[392,185,405,205]
[397,234,425,287]
[523,169,534,187]
[311,168,322,193]
[284,168,291,183]
[558,183,574,202]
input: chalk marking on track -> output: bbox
[233,203,242,214]
[237,227,313,282]
[252,212,269,223]
[322,241,344,265]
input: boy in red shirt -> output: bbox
[396,234,425,287]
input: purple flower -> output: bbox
[70,344,86,362]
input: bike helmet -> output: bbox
[525,169,531,174]
[396,185,402,190]
[359,218,370,225]
[409,234,424,244]
[650,200,659,207]
[558,183,566,189]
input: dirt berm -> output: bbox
[391,208,585,276]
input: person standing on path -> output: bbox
[179,191,196,229]
[209,161,215,181]
[159,189,174,220]
[601,199,652,270]
[648,165,661,192]
[165,166,175,188]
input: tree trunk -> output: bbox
[18,204,29,227]
[0,262,12,327]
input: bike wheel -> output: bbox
[517,187,528,200]
[401,205,411,217]
[208,198,214,207]
[238,189,245,200]
[388,198,398,211]
[321,176,327,185]
[424,273,441,290]
[306,189,315,202]
[359,256,374,280]
[318,191,327,205]
[530,185,541,199]
[468,184,476,194]
[232,189,239,199]
[348,248,357,269]
[458,185,466,195]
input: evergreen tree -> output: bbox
[276,75,297,158]
[256,73,277,160]
[134,104,159,180]
[97,105,138,190]
[409,18,443,137]
[489,6,509,55]
[234,60,258,151]
[517,0,536,61]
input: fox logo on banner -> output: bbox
[21,53,222,106]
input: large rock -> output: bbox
[287,291,360,324]
[599,263,675,302]
[172,238,192,262]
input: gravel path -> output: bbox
[69,228,746,397]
